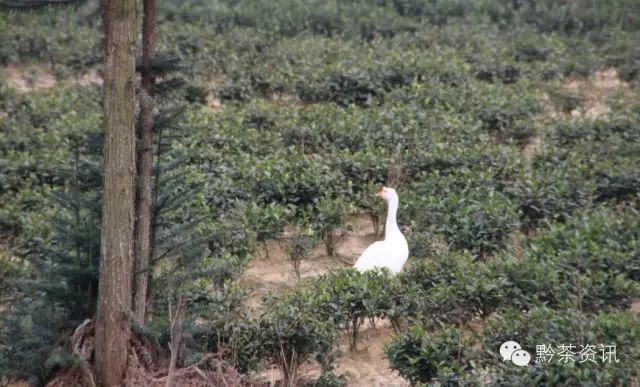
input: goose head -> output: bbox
[376,186,398,203]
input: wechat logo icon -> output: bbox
[500,341,531,367]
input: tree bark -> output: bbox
[95,0,137,385]
[133,0,156,326]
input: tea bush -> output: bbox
[277,269,394,350]
[259,293,337,384]
[386,208,640,385]
[481,207,640,312]
[284,224,317,281]
[385,322,480,386]
[315,269,393,349]
[405,173,521,256]
[175,285,263,372]
[312,195,353,256]
[397,253,508,325]
[386,307,640,385]
[507,162,591,229]
[481,307,640,386]
[246,202,291,256]
[386,206,640,359]
[518,208,639,307]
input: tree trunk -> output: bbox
[95,0,137,385]
[165,295,183,387]
[133,0,156,326]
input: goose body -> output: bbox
[354,187,409,274]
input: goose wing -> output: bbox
[353,241,388,272]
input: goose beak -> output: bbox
[375,188,384,197]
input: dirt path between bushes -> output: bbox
[242,214,408,386]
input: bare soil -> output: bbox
[240,214,377,309]
[522,135,542,160]
[549,68,632,120]
[4,63,101,92]
[630,299,640,314]
[4,380,29,387]
[205,73,225,111]
[5,63,56,92]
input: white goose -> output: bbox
[354,187,409,274]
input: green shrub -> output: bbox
[285,225,318,281]
[507,167,590,229]
[493,207,640,311]
[312,195,353,257]
[354,181,386,235]
[407,178,520,256]
[547,89,582,114]
[0,297,77,385]
[397,253,508,324]
[513,30,551,63]
[387,306,640,386]
[178,285,263,372]
[477,105,535,144]
[277,269,395,350]
[593,168,640,203]
[247,155,340,208]
[482,307,640,386]
[546,116,640,206]
[521,208,640,309]
[246,202,291,257]
[202,207,257,270]
[552,117,640,146]
[261,290,336,385]
[296,67,416,107]
[304,368,347,387]
[313,269,393,350]
[385,323,479,386]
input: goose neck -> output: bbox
[384,197,400,239]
